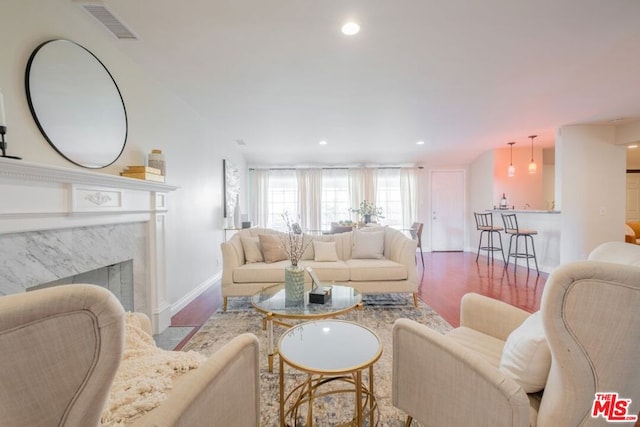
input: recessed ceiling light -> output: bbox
[416,140,425,145]
[629,144,638,149]
[319,140,328,145]
[341,22,360,36]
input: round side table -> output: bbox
[278,319,382,426]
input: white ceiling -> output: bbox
[94,0,640,166]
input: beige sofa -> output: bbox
[0,284,260,427]
[221,226,419,309]
[392,241,640,427]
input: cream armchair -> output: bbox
[0,284,260,427]
[393,241,640,427]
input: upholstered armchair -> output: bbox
[0,284,260,427]
[393,241,640,426]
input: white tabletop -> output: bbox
[278,319,382,374]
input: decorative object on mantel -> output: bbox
[0,88,21,160]
[281,212,313,305]
[350,200,385,224]
[147,149,166,176]
[120,165,165,183]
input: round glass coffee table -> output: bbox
[251,284,362,372]
[278,319,382,426]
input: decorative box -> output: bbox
[309,286,332,304]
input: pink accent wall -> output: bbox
[494,146,545,209]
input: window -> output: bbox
[376,169,403,228]
[321,169,350,230]
[266,170,298,230]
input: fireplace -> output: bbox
[0,158,177,333]
[31,260,134,312]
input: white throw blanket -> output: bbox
[100,314,206,426]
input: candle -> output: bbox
[0,89,6,127]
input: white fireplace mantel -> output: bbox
[0,158,178,334]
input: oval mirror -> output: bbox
[25,39,128,168]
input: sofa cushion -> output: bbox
[241,237,264,263]
[346,259,407,281]
[233,261,289,283]
[299,260,350,282]
[351,229,385,259]
[499,311,551,393]
[258,234,288,263]
[300,234,315,260]
[313,241,339,262]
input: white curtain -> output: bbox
[348,168,378,214]
[297,169,322,231]
[400,167,418,229]
[248,169,269,227]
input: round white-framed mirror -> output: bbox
[25,39,128,168]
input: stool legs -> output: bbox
[505,233,539,276]
[476,230,505,264]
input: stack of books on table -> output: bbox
[120,166,165,183]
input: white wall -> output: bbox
[493,145,545,210]
[0,0,245,311]
[556,125,626,262]
[468,150,494,251]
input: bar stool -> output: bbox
[501,213,539,275]
[473,212,505,264]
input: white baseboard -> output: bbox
[170,272,221,316]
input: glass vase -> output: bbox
[285,265,305,305]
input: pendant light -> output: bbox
[528,135,537,174]
[507,142,516,177]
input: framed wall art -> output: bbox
[223,159,240,218]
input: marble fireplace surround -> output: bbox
[0,158,178,334]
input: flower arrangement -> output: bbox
[280,212,312,267]
[350,200,385,219]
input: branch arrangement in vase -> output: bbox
[280,212,312,267]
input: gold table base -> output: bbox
[279,360,378,426]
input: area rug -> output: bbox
[181,295,452,426]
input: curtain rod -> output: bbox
[248,166,418,171]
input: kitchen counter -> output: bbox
[489,209,561,214]
[484,209,562,273]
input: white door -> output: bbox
[430,170,465,251]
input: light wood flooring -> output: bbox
[171,251,546,350]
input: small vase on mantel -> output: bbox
[284,264,305,305]
[364,214,372,224]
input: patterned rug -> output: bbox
[181,294,452,426]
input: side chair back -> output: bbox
[409,222,424,267]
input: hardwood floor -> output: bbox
[171,251,546,349]
[418,251,546,326]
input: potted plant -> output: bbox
[350,200,385,223]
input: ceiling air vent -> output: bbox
[74,1,139,40]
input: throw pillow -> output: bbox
[313,241,338,262]
[499,311,551,393]
[301,234,315,260]
[258,234,288,263]
[351,229,385,259]
[241,236,264,263]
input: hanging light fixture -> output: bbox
[528,135,537,174]
[507,142,516,177]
